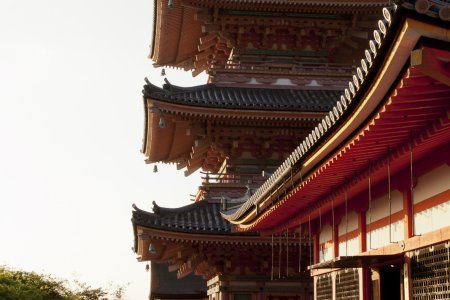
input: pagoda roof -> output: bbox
[222,1,450,232]
[132,201,235,234]
[133,200,262,237]
[142,80,338,173]
[144,78,340,112]
[150,0,387,74]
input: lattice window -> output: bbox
[316,274,332,300]
[335,269,359,300]
[411,241,450,300]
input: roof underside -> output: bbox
[150,0,387,74]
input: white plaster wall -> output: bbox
[338,210,358,236]
[273,78,295,86]
[319,223,332,244]
[414,199,450,235]
[414,164,450,204]
[338,236,359,256]
[366,190,403,224]
[319,245,332,262]
[319,223,333,262]
[366,219,404,249]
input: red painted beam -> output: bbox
[411,47,450,87]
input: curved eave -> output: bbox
[132,202,233,233]
[150,0,202,68]
[132,202,259,257]
[142,98,327,164]
[143,79,340,112]
[225,7,450,231]
[149,0,388,69]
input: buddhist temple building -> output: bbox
[224,1,450,299]
[132,0,449,299]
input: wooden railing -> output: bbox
[209,59,353,76]
[201,171,268,186]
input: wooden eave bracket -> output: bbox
[411,47,450,87]
[177,254,203,279]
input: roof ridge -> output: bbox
[151,200,210,217]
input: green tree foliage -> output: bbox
[0,266,124,300]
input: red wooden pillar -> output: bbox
[313,233,320,264]
[219,280,229,300]
[361,268,371,300]
[333,223,339,258]
[219,291,229,300]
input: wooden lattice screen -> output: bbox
[411,241,450,299]
[335,268,359,300]
[316,273,332,300]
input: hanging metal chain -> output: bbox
[345,190,348,256]
[309,215,312,267]
[409,134,415,236]
[332,197,335,257]
[286,228,289,277]
[299,222,302,273]
[388,148,392,243]
[279,233,282,279]
[271,234,274,280]
[369,161,372,249]
[319,206,324,259]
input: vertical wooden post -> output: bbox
[361,267,371,300]
[333,222,339,258]
[271,234,274,280]
[219,280,229,300]
[314,233,320,264]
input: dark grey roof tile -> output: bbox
[143,78,340,112]
[133,200,256,235]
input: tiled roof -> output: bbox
[143,78,341,112]
[222,1,450,224]
[181,0,387,11]
[132,201,255,235]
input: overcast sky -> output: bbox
[0,1,206,299]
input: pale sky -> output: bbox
[0,1,206,299]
